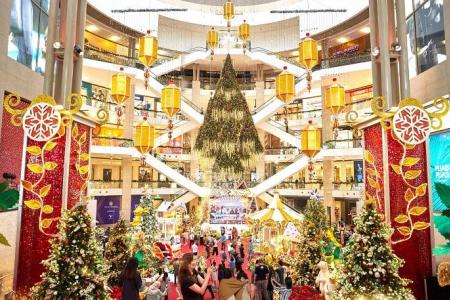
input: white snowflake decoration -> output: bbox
[392,105,431,145]
[22,102,61,142]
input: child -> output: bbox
[211,261,218,290]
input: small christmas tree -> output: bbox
[333,204,412,299]
[32,204,110,300]
[130,191,160,273]
[292,196,328,286]
[104,219,130,287]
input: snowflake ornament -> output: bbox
[392,105,431,145]
[22,102,61,142]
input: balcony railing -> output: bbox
[132,180,177,189]
[323,139,363,149]
[333,182,364,191]
[90,180,123,189]
[92,136,134,147]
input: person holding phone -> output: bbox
[178,253,212,300]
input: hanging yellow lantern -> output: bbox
[207,27,219,56]
[111,67,131,105]
[161,81,181,118]
[161,80,181,139]
[139,30,158,67]
[239,20,250,53]
[299,33,318,93]
[139,30,158,90]
[326,78,345,115]
[276,66,295,104]
[134,117,155,155]
[223,1,235,20]
[239,20,250,41]
[301,120,321,158]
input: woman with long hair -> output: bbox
[178,253,212,300]
[119,257,142,300]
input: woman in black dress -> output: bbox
[119,257,142,300]
[178,253,212,300]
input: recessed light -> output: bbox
[86,24,99,32]
[360,27,370,34]
[337,37,348,44]
[109,35,120,42]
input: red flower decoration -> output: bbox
[289,285,324,300]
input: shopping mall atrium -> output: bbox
[1,0,450,299]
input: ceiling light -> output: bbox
[109,35,120,42]
[337,37,348,44]
[86,24,99,32]
[317,45,322,51]
[360,27,370,34]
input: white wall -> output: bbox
[251,17,299,52]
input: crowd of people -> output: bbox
[117,228,293,300]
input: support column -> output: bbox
[256,130,265,180]
[60,0,78,105]
[321,81,333,142]
[323,159,335,224]
[395,0,410,99]
[190,129,200,180]
[43,0,58,96]
[121,157,133,220]
[377,0,393,108]
[368,0,381,96]
[123,84,136,140]
[192,64,202,110]
[71,0,87,94]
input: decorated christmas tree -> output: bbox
[129,191,160,273]
[292,195,328,286]
[194,54,263,179]
[104,219,130,287]
[32,204,110,300]
[333,204,412,299]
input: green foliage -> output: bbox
[432,182,450,255]
[292,199,328,286]
[0,179,19,211]
[194,54,263,178]
[333,205,412,299]
[32,205,111,300]
[105,219,130,287]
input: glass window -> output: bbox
[8,0,49,73]
[405,0,414,16]
[406,0,446,77]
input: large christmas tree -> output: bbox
[194,54,263,179]
[130,192,160,272]
[293,197,328,286]
[333,204,412,299]
[32,205,110,300]
[104,219,130,287]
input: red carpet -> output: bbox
[168,239,253,300]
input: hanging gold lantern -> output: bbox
[326,78,345,115]
[301,120,321,158]
[299,33,318,93]
[111,67,131,105]
[207,27,219,57]
[139,30,158,90]
[276,66,295,104]
[161,80,181,139]
[223,1,235,22]
[239,20,250,53]
[139,30,158,67]
[134,117,155,155]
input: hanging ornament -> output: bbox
[134,117,155,165]
[161,80,181,140]
[276,66,296,132]
[326,78,345,130]
[301,120,321,173]
[114,105,124,126]
[298,33,318,93]
[139,30,158,90]
[111,67,131,105]
[207,27,219,59]
[239,20,250,53]
[223,0,235,31]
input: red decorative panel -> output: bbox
[363,123,385,213]
[387,129,432,299]
[67,122,92,208]
[16,132,66,294]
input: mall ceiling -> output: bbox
[182,0,276,5]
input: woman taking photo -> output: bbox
[119,257,142,300]
[178,253,212,300]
